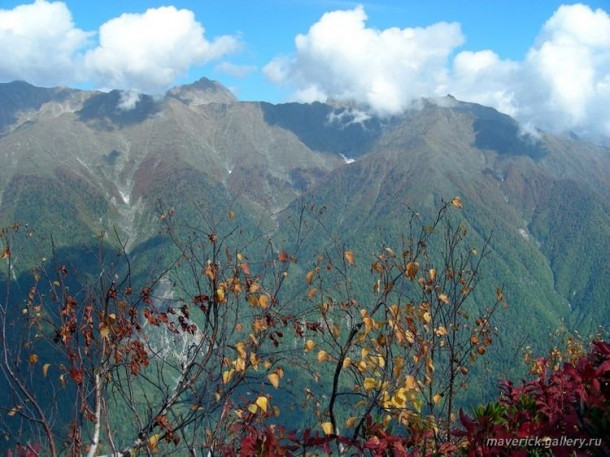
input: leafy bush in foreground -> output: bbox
[457,339,610,457]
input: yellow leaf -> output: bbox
[496,287,504,301]
[331,323,340,339]
[248,295,259,307]
[42,363,51,377]
[214,288,225,303]
[249,352,260,369]
[451,196,463,209]
[363,377,378,391]
[1,246,9,259]
[236,341,247,358]
[344,251,355,265]
[248,403,258,414]
[321,422,334,435]
[317,350,328,363]
[434,326,448,337]
[204,264,215,280]
[228,210,235,221]
[304,340,316,352]
[252,318,267,333]
[345,417,357,427]
[268,373,280,388]
[255,396,268,413]
[433,393,443,404]
[28,354,38,364]
[147,433,160,451]
[429,268,437,281]
[413,397,423,413]
[100,325,110,340]
[363,316,374,334]
[222,369,235,384]
[422,311,431,324]
[392,389,407,407]
[405,330,415,344]
[342,357,352,368]
[405,375,417,391]
[308,288,317,299]
[306,270,314,285]
[234,357,246,372]
[426,357,435,373]
[259,295,269,308]
[7,406,19,417]
[438,293,450,304]
[373,279,380,292]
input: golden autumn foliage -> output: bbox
[0,198,505,456]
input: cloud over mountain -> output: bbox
[82,6,241,93]
[1,1,608,138]
[0,0,91,85]
[264,6,463,114]
[0,1,240,93]
[266,4,610,138]
[451,4,610,138]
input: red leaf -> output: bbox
[69,368,84,385]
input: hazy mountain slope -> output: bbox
[282,97,609,356]
[0,79,608,348]
[0,80,94,136]
[0,80,343,258]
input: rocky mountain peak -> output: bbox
[165,77,237,106]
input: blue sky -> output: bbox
[1,1,609,138]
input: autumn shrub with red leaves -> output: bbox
[220,407,457,457]
[456,340,610,457]
[218,340,609,456]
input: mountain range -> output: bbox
[1,77,609,377]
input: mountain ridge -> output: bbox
[0,77,608,360]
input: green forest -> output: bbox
[1,198,608,456]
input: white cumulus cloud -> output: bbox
[266,4,610,138]
[0,1,240,93]
[84,6,241,92]
[520,3,610,136]
[0,0,91,86]
[450,3,610,138]
[264,5,464,115]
